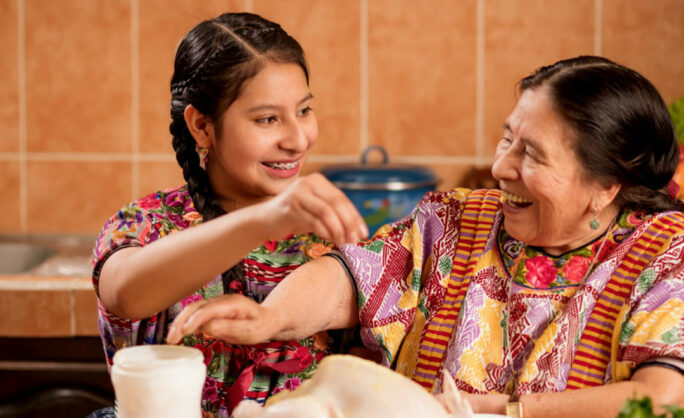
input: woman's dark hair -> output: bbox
[169,13,308,220]
[520,55,684,213]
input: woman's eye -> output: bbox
[298,106,313,116]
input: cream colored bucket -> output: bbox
[111,345,206,418]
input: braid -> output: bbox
[169,116,225,221]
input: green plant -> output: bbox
[617,394,684,418]
[669,97,684,146]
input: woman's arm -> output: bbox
[98,174,367,320]
[166,255,358,345]
[466,366,684,417]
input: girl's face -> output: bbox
[491,87,605,254]
[206,62,318,209]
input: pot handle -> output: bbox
[361,145,389,165]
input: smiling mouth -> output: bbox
[262,161,300,170]
[502,191,533,209]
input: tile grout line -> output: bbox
[1,152,176,161]
[18,0,27,233]
[476,0,485,165]
[594,0,603,55]
[359,0,369,151]
[131,0,140,200]
[70,289,76,336]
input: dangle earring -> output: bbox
[196,144,208,170]
[589,206,600,230]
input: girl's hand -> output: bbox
[166,294,279,345]
[262,173,368,246]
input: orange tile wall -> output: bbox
[1,0,683,236]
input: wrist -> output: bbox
[506,393,524,418]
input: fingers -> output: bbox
[438,369,474,417]
[310,174,368,243]
[166,298,208,344]
[200,318,263,345]
[291,174,368,245]
[166,294,264,345]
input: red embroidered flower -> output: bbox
[294,345,314,368]
[284,377,301,391]
[138,196,161,210]
[562,256,590,283]
[524,256,556,289]
[263,240,278,252]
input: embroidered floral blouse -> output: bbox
[339,188,684,395]
[92,185,344,417]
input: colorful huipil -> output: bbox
[339,188,684,396]
[92,185,340,417]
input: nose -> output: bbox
[279,119,311,154]
[491,143,519,182]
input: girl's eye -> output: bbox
[298,106,313,116]
[256,116,277,125]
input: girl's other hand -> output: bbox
[262,173,368,247]
[166,294,278,345]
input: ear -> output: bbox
[183,104,215,149]
[592,181,622,213]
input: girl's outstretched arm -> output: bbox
[166,255,358,345]
[98,174,366,320]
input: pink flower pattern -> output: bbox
[524,256,557,289]
[562,256,590,283]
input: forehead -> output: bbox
[506,87,575,155]
[233,61,310,107]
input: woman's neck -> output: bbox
[541,206,620,256]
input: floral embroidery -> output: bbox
[524,256,556,289]
[562,256,590,283]
[304,242,331,258]
[499,210,640,289]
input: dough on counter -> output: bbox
[233,354,473,418]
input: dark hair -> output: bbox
[520,55,684,213]
[169,13,308,220]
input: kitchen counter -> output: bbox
[0,235,115,416]
[0,234,98,337]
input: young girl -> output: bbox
[92,12,366,417]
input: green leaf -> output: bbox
[668,97,684,146]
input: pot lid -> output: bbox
[321,146,439,191]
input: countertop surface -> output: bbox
[0,234,98,336]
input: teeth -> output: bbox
[265,161,299,170]
[502,191,532,204]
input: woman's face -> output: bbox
[491,87,602,254]
[206,61,318,209]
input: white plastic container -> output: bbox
[111,345,206,418]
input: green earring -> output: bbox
[589,207,600,230]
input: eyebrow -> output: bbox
[246,93,314,113]
[502,122,546,158]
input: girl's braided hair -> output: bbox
[170,13,308,220]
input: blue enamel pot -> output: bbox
[321,146,439,236]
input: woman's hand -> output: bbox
[462,393,508,415]
[166,294,280,345]
[260,173,368,246]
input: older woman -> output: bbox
[168,56,684,417]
